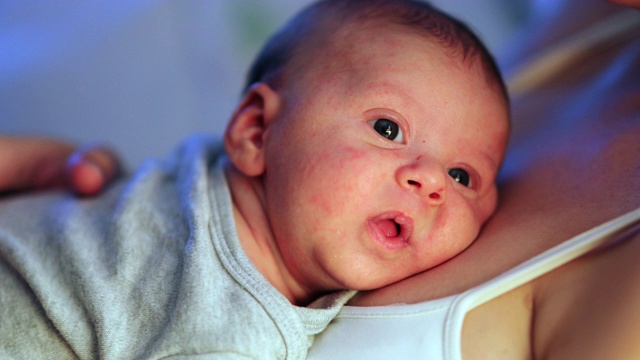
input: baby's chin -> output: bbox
[337,268,422,292]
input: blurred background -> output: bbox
[0,0,529,168]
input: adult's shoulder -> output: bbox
[532,220,640,359]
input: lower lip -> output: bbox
[366,218,411,251]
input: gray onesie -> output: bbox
[0,136,354,360]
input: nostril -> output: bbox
[407,180,421,188]
[429,192,440,200]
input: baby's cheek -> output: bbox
[306,147,370,216]
[344,146,369,161]
[436,201,482,258]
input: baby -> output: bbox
[0,0,508,359]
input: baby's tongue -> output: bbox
[378,219,398,237]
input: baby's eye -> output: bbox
[448,168,471,187]
[369,118,404,143]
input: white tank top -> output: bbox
[307,207,640,359]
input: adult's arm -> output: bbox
[0,136,120,196]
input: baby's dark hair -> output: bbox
[244,0,508,102]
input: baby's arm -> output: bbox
[0,136,120,195]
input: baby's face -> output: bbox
[261,26,508,293]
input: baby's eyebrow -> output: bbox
[357,81,424,110]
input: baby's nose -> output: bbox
[396,156,446,205]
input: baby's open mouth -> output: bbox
[377,218,402,237]
[368,213,413,249]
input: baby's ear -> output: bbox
[224,83,281,177]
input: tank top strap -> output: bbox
[444,207,640,360]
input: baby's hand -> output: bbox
[0,136,121,196]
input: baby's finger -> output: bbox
[66,145,121,196]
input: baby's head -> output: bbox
[244,0,507,99]
[225,0,509,301]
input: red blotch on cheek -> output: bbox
[302,146,370,218]
[347,149,367,161]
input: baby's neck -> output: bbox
[223,161,318,306]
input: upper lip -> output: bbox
[393,214,413,242]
